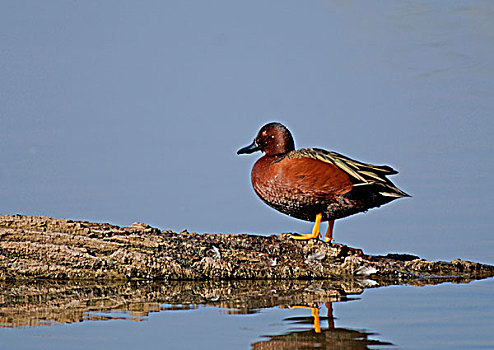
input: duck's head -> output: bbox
[237,122,295,156]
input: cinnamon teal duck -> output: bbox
[237,122,409,242]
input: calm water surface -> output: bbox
[1,0,493,264]
[0,278,492,349]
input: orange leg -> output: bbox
[324,220,334,243]
[290,213,322,240]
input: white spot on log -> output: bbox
[355,266,378,276]
[211,246,221,259]
[304,252,326,264]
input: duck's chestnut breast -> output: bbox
[251,155,354,220]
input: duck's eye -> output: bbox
[262,130,268,137]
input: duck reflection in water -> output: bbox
[251,302,393,349]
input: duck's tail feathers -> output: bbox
[297,148,410,198]
[379,191,411,198]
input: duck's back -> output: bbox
[251,148,409,222]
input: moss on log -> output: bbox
[0,214,492,282]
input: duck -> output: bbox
[237,122,409,242]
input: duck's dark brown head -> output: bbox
[237,122,295,156]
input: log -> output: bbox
[0,214,492,282]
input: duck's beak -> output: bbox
[237,140,260,155]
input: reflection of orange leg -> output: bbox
[290,213,322,240]
[325,302,334,329]
[311,307,321,333]
[324,220,334,243]
[291,305,321,333]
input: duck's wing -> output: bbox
[282,148,410,198]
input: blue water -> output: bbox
[1,0,493,264]
[334,279,494,349]
[0,279,492,349]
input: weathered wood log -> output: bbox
[0,214,492,282]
